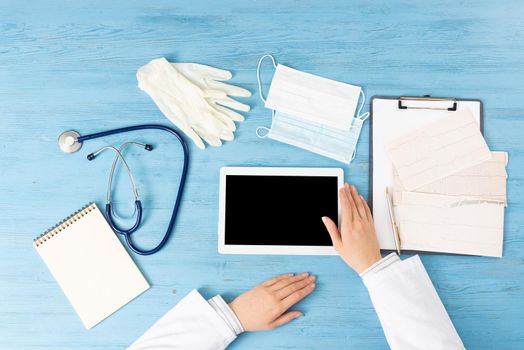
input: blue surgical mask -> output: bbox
[256,54,368,164]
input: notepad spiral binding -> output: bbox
[33,203,96,247]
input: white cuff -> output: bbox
[359,252,400,279]
[208,295,244,336]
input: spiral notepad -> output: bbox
[34,203,149,329]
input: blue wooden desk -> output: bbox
[1,1,523,348]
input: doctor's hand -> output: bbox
[229,273,316,331]
[322,183,381,274]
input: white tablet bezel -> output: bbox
[218,167,343,255]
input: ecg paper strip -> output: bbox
[386,110,492,191]
[398,192,504,257]
[393,151,508,206]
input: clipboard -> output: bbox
[368,95,484,251]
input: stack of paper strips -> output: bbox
[392,152,508,206]
[386,110,508,257]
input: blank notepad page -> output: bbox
[34,204,149,329]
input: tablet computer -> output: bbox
[218,167,343,255]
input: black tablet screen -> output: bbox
[224,175,338,246]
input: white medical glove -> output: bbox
[137,58,251,149]
[172,63,251,121]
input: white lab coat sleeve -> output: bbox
[361,253,465,350]
[127,290,241,350]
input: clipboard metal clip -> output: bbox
[398,95,457,111]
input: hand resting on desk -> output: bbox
[229,272,316,331]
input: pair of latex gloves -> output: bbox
[137,58,251,149]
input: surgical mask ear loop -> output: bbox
[256,127,271,138]
[256,54,278,138]
[256,54,277,103]
[350,90,370,161]
[356,89,369,120]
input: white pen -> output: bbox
[385,187,401,256]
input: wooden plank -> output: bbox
[0,0,523,348]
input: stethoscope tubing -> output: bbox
[80,124,189,255]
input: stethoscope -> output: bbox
[58,124,189,255]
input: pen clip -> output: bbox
[385,187,401,256]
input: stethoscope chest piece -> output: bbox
[58,130,82,153]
